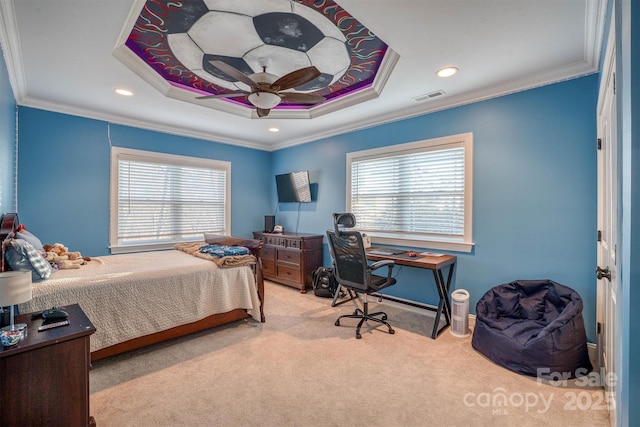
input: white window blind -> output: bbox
[110,147,230,252]
[347,133,473,252]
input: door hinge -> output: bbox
[597,322,603,334]
[597,138,602,150]
[597,230,602,242]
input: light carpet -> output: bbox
[89,281,610,426]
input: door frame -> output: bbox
[596,13,618,425]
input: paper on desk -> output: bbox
[420,252,445,257]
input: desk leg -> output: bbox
[441,264,455,321]
[430,262,456,339]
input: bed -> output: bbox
[0,212,265,361]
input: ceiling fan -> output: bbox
[196,60,326,117]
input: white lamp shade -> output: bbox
[0,270,33,306]
[248,92,281,109]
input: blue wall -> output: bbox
[16,108,272,256]
[12,75,600,345]
[0,48,16,214]
[5,31,637,423]
[617,0,639,424]
[273,75,599,343]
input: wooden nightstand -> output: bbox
[0,303,96,426]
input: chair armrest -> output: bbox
[370,259,395,279]
[370,259,394,270]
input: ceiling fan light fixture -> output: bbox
[436,66,458,78]
[248,92,282,110]
[250,72,279,85]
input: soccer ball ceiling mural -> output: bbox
[117,0,397,118]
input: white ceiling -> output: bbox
[0,0,605,151]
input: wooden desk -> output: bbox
[0,304,96,426]
[365,250,457,339]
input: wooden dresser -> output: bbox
[253,231,323,293]
[0,304,96,426]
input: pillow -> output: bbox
[15,229,45,251]
[199,244,250,258]
[5,238,53,281]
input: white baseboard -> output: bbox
[376,295,436,316]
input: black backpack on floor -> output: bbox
[312,267,338,298]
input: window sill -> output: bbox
[110,240,198,254]
[370,235,474,253]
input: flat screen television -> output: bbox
[275,171,312,203]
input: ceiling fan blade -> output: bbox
[279,92,326,104]
[196,92,247,100]
[256,108,271,118]
[208,60,260,91]
[271,66,321,91]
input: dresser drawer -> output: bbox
[266,236,286,246]
[277,248,301,265]
[277,264,302,283]
[287,238,302,249]
[261,246,275,261]
[262,261,275,276]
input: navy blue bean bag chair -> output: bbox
[472,279,592,378]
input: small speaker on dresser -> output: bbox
[264,215,275,233]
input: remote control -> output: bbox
[37,320,70,332]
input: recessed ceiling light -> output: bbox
[269,127,280,132]
[115,88,133,96]
[436,67,458,78]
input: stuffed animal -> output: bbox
[43,243,66,255]
[43,243,91,269]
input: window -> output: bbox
[110,147,230,253]
[347,133,473,252]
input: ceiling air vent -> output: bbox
[412,90,446,102]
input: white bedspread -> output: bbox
[19,250,261,352]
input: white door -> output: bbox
[596,25,617,424]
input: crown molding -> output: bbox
[0,0,26,101]
[17,96,270,151]
[270,60,598,150]
[17,56,599,154]
[268,0,606,150]
[584,0,608,68]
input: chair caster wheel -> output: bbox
[389,328,395,334]
[335,320,340,326]
[356,333,362,339]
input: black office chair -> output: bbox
[326,213,397,339]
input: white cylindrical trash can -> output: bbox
[450,289,470,337]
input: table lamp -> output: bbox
[0,270,33,333]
